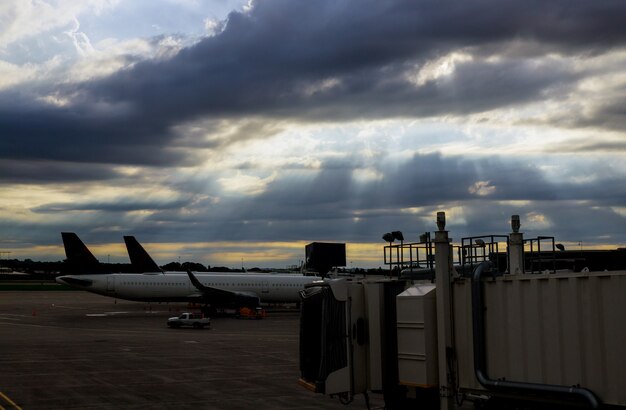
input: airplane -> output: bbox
[55,233,323,309]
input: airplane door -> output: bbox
[262,281,269,294]
[106,276,115,293]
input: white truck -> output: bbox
[167,312,211,329]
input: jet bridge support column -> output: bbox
[508,215,524,275]
[435,212,455,410]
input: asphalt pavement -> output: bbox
[0,291,382,410]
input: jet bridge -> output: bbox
[299,214,626,409]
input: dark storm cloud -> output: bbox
[3,0,626,258]
[91,0,622,121]
[552,140,626,153]
[569,100,626,132]
[232,153,626,227]
[103,153,625,244]
[0,99,184,166]
[454,201,626,246]
[31,197,189,213]
[0,159,121,183]
[2,0,626,169]
[3,152,625,257]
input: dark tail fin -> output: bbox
[61,232,103,274]
[124,236,162,273]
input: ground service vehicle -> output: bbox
[167,312,210,329]
[299,213,626,409]
[236,306,266,319]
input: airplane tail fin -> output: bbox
[61,232,103,274]
[124,236,163,273]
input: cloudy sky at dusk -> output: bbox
[1,0,625,268]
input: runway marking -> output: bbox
[51,304,89,310]
[85,311,164,317]
[0,391,22,410]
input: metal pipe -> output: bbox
[471,261,600,409]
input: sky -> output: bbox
[1,0,625,268]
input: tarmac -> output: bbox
[0,291,383,410]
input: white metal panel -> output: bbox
[349,282,368,394]
[472,271,626,406]
[396,285,438,387]
[364,282,384,391]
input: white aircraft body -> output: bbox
[56,271,319,304]
[56,233,322,307]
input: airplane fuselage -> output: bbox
[56,272,321,304]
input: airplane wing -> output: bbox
[186,270,260,308]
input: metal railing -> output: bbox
[524,236,556,273]
[383,232,434,278]
[460,235,509,274]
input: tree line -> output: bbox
[0,259,261,276]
